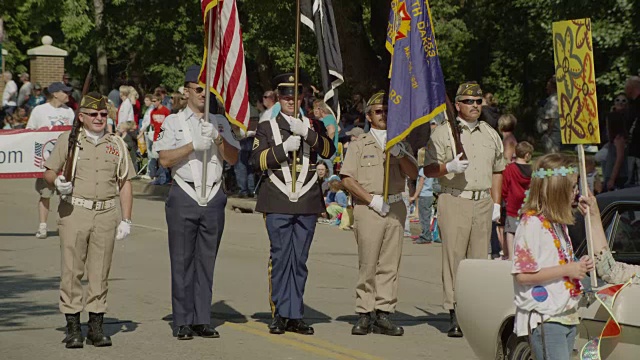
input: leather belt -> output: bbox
[441,186,491,201]
[355,193,404,206]
[64,196,116,210]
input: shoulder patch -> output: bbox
[252,137,259,150]
[157,127,164,141]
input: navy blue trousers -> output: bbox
[166,184,226,327]
[266,213,317,319]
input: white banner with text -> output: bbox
[0,127,71,179]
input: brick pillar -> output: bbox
[27,36,67,88]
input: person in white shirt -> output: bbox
[2,71,18,118]
[258,90,277,123]
[155,65,239,340]
[117,85,134,125]
[27,81,76,239]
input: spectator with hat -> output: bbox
[26,83,46,112]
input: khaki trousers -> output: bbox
[58,201,119,314]
[438,193,492,310]
[353,201,406,314]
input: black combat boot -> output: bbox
[447,310,463,338]
[285,319,314,335]
[63,313,84,349]
[351,313,373,335]
[86,312,112,347]
[372,311,404,336]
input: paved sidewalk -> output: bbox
[0,179,477,360]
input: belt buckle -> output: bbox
[471,191,480,201]
[95,201,103,211]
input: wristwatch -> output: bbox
[213,135,224,145]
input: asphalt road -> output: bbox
[0,179,478,360]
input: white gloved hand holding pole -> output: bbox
[446,153,469,174]
[283,135,301,153]
[115,220,131,240]
[289,119,309,139]
[368,194,390,216]
[200,121,218,140]
[492,203,501,222]
[192,127,213,151]
[54,175,73,195]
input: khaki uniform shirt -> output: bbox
[424,120,506,191]
[341,133,407,196]
[45,131,135,200]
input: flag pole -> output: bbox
[292,0,302,192]
[200,9,214,202]
[578,144,598,288]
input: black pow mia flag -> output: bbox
[300,0,344,116]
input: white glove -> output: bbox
[283,135,301,152]
[200,121,220,141]
[290,119,309,138]
[54,175,73,195]
[389,143,407,157]
[492,203,501,222]
[246,130,256,138]
[446,153,470,174]
[368,194,390,216]
[115,221,131,240]
[192,132,212,152]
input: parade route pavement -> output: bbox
[0,179,478,359]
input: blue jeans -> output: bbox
[418,196,434,242]
[234,150,255,195]
[530,322,577,360]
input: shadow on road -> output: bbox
[250,305,332,326]
[0,266,59,328]
[414,306,450,333]
[162,300,247,336]
[0,230,59,237]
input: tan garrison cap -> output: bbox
[456,81,483,98]
[80,92,108,110]
[367,90,387,107]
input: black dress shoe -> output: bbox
[63,313,84,349]
[285,319,314,335]
[177,325,195,340]
[86,312,112,347]
[192,324,220,338]
[269,315,286,335]
[372,311,404,336]
[447,311,463,338]
[351,313,373,335]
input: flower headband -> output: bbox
[531,166,578,179]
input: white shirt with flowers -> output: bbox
[511,213,582,336]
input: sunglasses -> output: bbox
[188,86,205,94]
[373,109,388,116]
[615,98,627,104]
[459,99,483,105]
[82,111,108,118]
[151,99,159,102]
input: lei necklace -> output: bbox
[525,210,582,297]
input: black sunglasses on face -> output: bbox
[459,99,483,105]
[188,86,205,94]
[373,109,388,115]
[615,98,627,104]
[82,111,109,118]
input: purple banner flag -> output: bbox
[385,0,446,150]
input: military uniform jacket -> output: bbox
[45,131,135,201]
[252,112,335,214]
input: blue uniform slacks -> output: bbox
[166,184,226,327]
[266,213,317,320]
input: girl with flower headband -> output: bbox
[511,153,594,360]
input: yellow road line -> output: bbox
[237,321,385,360]
[224,322,358,360]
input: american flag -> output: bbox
[199,0,250,130]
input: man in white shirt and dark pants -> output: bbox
[2,71,18,121]
[155,65,239,341]
[27,81,76,239]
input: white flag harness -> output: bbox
[173,111,221,206]
[267,116,318,202]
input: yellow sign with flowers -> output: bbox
[552,18,600,144]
